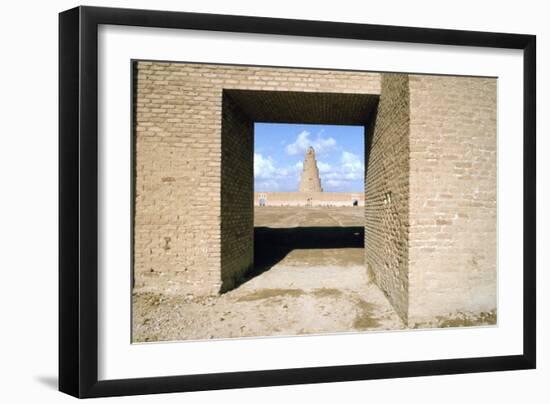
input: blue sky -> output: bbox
[254,123,365,192]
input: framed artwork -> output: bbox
[59,6,536,398]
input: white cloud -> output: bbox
[342,151,363,172]
[339,151,364,180]
[322,151,364,190]
[285,131,310,155]
[317,161,332,173]
[316,137,337,154]
[255,153,305,179]
[255,179,281,191]
[255,149,363,192]
[285,130,337,156]
[254,154,305,191]
[254,153,276,179]
[326,179,344,188]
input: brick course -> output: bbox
[254,192,364,207]
[133,61,379,296]
[407,75,497,324]
[220,92,254,291]
[133,61,496,325]
[364,74,410,321]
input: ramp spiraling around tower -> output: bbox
[299,146,323,193]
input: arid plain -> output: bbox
[133,207,404,342]
[133,206,496,342]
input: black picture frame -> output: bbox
[59,5,536,398]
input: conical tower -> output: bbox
[299,146,323,192]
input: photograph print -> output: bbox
[131,61,496,343]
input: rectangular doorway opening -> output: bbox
[251,122,366,288]
[220,89,379,294]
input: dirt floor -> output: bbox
[133,207,495,342]
[133,207,407,342]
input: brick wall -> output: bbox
[254,192,364,207]
[220,93,254,291]
[407,75,497,324]
[133,60,496,326]
[364,74,410,321]
[133,62,223,296]
[133,61,380,296]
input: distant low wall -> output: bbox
[254,192,364,207]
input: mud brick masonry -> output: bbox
[254,192,365,207]
[299,146,323,192]
[133,61,496,325]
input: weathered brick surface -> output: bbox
[133,62,223,296]
[133,61,380,296]
[299,147,323,192]
[364,74,410,321]
[133,61,496,325]
[407,75,497,324]
[220,93,254,291]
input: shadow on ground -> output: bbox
[235,226,364,288]
[35,375,58,390]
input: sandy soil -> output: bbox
[133,207,407,342]
[133,265,405,342]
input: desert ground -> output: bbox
[132,207,496,342]
[132,207,406,342]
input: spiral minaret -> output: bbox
[299,146,323,192]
